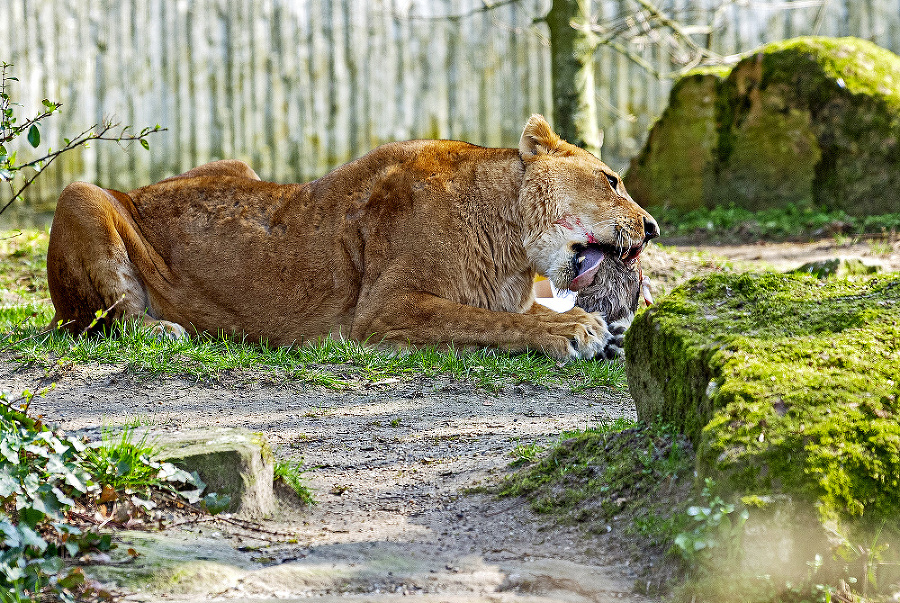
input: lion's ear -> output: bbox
[519,114,562,159]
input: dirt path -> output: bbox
[682,239,900,272]
[3,363,653,602]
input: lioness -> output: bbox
[47,115,658,360]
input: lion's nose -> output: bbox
[643,216,660,241]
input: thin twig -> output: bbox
[1,122,165,216]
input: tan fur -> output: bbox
[47,116,658,360]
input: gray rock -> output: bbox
[152,427,275,518]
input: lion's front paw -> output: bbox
[553,309,613,361]
[147,319,188,341]
[599,315,635,359]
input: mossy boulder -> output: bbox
[623,67,729,211]
[626,37,900,216]
[625,272,899,526]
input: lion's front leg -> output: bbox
[353,292,611,361]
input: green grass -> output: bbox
[0,229,49,306]
[81,426,167,494]
[0,227,626,391]
[652,204,900,242]
[0,316,626,391]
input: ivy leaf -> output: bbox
[0,438,19,464]
[51,486,75,508]
[17,524,47,552]
[200,492,231,515]
[0,469,20,498]
[27,124,40,148]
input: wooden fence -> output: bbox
[2,0,900,222]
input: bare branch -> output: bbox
[388,0,524,22]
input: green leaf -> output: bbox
[116,458,132,476]
[673,533,690,551]
[140,138,150,151]
[0,518,21,548]
[201,492,231,515]
[0,471,20,498]
[27,124,40,148]
[57,568,85,589]
[17,524,47,552]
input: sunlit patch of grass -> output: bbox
[509,439,544,466]
[0,229,50,307]
[0,311,626,391]
[651,204,900,242]
[0,228,626,391]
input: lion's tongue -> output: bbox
[569,247,605,292]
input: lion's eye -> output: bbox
[605,173,619,190]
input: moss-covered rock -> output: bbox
[626,37,900,216]
[624,67,729,211]
[625,272,899,525]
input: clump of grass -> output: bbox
[508,440,544,466]
[273,458,315,506]
[500,421,694,542]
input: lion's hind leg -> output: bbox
[47,182,185,339]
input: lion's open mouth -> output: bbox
[569,242,645,291]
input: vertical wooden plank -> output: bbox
[445,0,462,139]
[376,0,396,144]
[249,0,268,174]
[207,0,225,163]
[340,0,360,157]
[269,1,287,181]
[305,0,322,175]
[293,1,314,181]
[190,0,209,169]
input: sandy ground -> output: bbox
[4,363,654,602]
[2,240,896,601]
[684,238,900,272]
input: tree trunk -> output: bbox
[545,0,602,158]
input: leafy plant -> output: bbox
[0,62,163,215]
[0,387,214,602]
[673,478,749,569]
[80,425,204,507]
[0,389,102,601]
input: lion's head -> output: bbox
[517,114,659,292]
